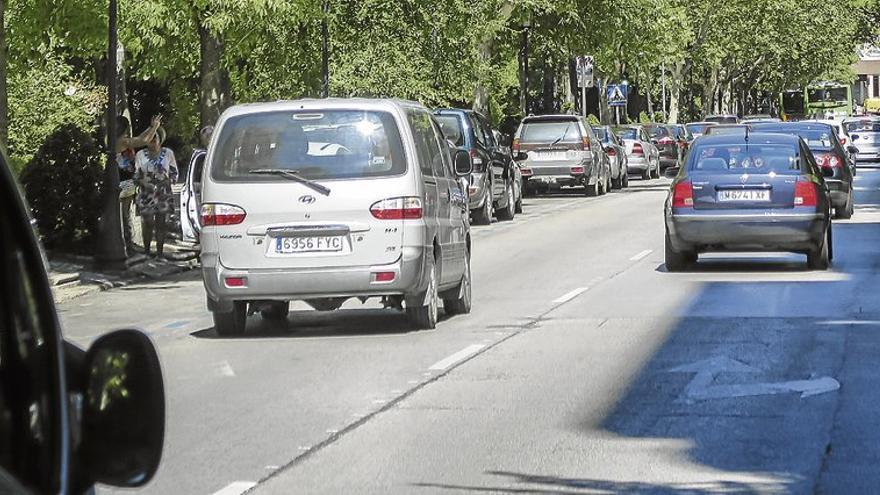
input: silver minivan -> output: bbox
[186,99,474,335]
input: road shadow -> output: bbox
[190,307,454,339]
[414,470,792,494]
[655,254,814,274]
[589,219,880,492]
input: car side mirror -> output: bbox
[821,167,835,178]
[453,149,473,177]
[664,167,681,178]
[513,151,529,162]
[78,329,165,488]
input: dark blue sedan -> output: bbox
[664,132,833,271]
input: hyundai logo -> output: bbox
[299,195,316,204]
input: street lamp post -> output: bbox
[520,16,531,116]
[94,0,126,269]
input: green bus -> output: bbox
[780,82,853,121]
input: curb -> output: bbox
[52,257,199,304]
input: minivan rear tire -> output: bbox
[472,194,492,225]
[260,301,290,321]
[496,182,515,221]
[585,180,599,197]
[214,301,247,337]
[407,259,439,329]
[443,257,472,316]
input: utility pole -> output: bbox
[94,0,126,269]
[661,63,667,121]
[321,0,329,98]
[520,16,530,116]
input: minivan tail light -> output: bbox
[201,203,247,226]
[633,143,644,156]
[520,167,533,177]
[840,137,848,146]
[672,180,694,208]
[794,180,818,207]
[370,197,423,220]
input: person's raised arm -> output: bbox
[127,115,162,148]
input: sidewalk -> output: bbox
[49,239,200,303]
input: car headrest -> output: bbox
[697,157,728,171]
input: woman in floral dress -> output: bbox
[134,127,178,257]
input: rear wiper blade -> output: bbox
[551,122,573,147]
[249,169,331,196]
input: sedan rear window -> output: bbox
[689,144,800,173]
[591,127,608,140]
[614,128,638,140]
[756,128,835,150]
[434,115,465,147]
[520,120,581,143]
[686,123,712,135]
[646,126,670,138]
[845,121,880,132]
[211,110,406,182]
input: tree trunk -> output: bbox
[701,69,717,119]
[472,37,491,115]
[198,20,231,129]
[667,61,684,124]
[0,0,8,154]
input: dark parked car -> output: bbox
[513,115,609,196]
[593,125,629,189]
[0,150,166,493]
[644,123,683,170]
[752,122,855,218]
[665,132,833,271]
[434,109,518,224]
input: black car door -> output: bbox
[473,115,505,200]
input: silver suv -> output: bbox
[189,99,474,335]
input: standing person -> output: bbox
[134,127,178,258]
[117,114,162,251]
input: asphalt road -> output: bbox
[58,171,880,495]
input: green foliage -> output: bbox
[586,114,600,125]
[19,125,105,252]
[7,54,104,173]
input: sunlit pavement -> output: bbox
[58,172,880,494]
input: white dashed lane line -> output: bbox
[552,287,590,304]
[210,481,257,495]
[429,344,487,370]
[629,249,653,261]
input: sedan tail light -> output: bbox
[672,180,694,208]
[794,180,818,207]
[512,138,520,153]
[520,167,533,177]
[370,197,423,220]
[605,147,617,157]
[201,203,247,226]
[658,137,675,145]
[815,152,842,169]
[581,137,591,151]
[632,143,644,156]
[840,137,848,146]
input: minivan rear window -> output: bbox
[689,144,800,173]
[211,110,406,182]
[520,120,581,143]
[434,115,465,147]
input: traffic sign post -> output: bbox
[607,83,628,124]
[576,56,593,117]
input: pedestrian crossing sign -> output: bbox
[607,84,628,107]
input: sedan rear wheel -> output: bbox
[665,232,694,272]
[836,192,854,219]
[807,231,831,270]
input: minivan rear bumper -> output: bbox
[202,246,428,311]
[666,210,826,253]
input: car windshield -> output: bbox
[614,127,638,139]
[520,120,581,143]
[434,114,465,146]
[845,121,880,132]
[211,110,406,181]
[689,143,801,173]
[706,126,748,136]
[808,87,848,103]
